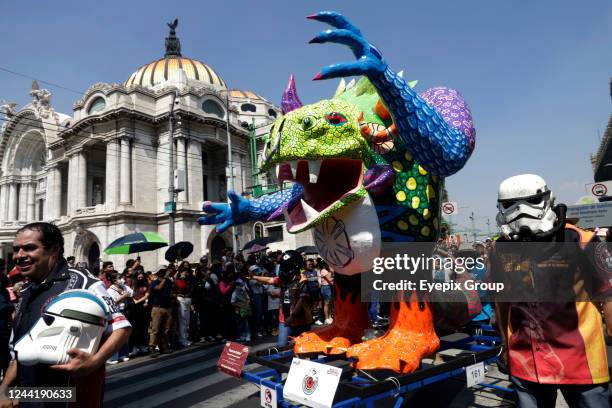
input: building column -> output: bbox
[67,154,78,214]
[7,184,17,221]
[47,165,62,219]
[77,151,87,208]
[176,136,187,202]
[34,199,40,222]
[119,137,131,204]
[17,184,27,221]
[105,139,118,210]
[26,183,35,221]
[0,184,6,222]
[187,140,203,207]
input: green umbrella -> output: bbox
[104,232,168,255]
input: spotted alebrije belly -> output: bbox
[377,149,440,242]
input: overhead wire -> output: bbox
[0,114,266,174]
[0,109,271,165]
[0,116,273,200]
[0,64,277,181]
[0,66,84,95]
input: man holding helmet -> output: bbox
[491,175,612,407]
[251,250,313,347]
[0,223,131,407]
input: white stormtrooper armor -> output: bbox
[14,289,108,366]
[496,174,558,239]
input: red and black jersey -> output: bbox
[491,225,611,384]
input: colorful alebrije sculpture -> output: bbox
[200,11,475,373]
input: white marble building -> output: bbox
[0,22,313,272]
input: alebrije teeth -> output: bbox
[288,161,298,179]
[301,199,320,222]
[307,160,322,184]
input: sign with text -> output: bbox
[567,202,612,228]
[260,384,277,408]
[441,201,458,215]
[284,358,342,408]
[466,362,485,387]
[586,181,612,198]
[217,341,250,378]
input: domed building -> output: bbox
[0,20,300,271]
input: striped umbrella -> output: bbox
[104,232,168,255]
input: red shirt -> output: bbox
[133,285,148,301]
[175,278,191,296]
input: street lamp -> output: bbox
[225,93,238,253]
[167,90,179,246]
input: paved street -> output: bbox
[104,339,277,408]
[105,336,612,407]
[104,337,521,408]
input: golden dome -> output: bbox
[224,89,266,100]
[124,56,226,89]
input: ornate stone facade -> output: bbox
[0,24,289,272]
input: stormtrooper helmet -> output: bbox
[15,289,108,366]
[496,174,557,238]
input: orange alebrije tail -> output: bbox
[374,99,391,121]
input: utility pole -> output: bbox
[168,90,178,246]
[469,211,476,243]
[226,93,238,253]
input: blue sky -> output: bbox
[1,0,611,236]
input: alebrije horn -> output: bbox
[281,74,303,114]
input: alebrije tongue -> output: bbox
[364,164,395,196]
[267,190,303,221]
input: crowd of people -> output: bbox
[0,235,496,371]
[0,248,335,365]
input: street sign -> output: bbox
[217,341,250,378]
[260,385,277,408]
[164,201,176,214]
[586,181,612,198]
[567,202,612,228]
[284,358,342,408]
[441,201,458,216]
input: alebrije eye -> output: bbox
[325,112,347,126]
[302,116,315,130]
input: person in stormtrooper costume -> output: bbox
[491,174,612,408]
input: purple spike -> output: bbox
[281,74,303,114]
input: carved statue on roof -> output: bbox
[0,100,18,134]
[28,80,58,121]
[0,100,18,117]
[165,18,182,57]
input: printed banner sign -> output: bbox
[217,341,250,378]
[283,358,342,408]
[567,202,612,228]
